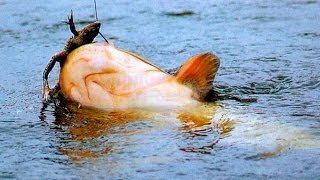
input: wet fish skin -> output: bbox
[59,43,219,110]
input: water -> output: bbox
[1,0,320,179]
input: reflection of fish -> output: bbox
[59,43,219,110]
[51,101,223,159]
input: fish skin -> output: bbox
[59,43,219,110]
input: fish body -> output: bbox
[59,43,219,110]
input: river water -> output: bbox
[1,0,319,179]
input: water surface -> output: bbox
[0,0,319,179]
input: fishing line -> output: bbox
[94,0,98,21]
[94,0,109,43]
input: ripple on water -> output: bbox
[298,32,320,38]
[163,10,195,17]
[215,75,292,96]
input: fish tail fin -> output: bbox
[175,53,220,100]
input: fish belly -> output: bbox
[59,43,198,110]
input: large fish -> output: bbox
[59,43,220,110]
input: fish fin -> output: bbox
[175,53,220,100]
[119,49,166,73]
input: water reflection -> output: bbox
[40,99,231,161]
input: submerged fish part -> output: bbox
[59,43,219,110]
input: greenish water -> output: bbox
[0,0,319,179]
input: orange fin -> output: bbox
[175,53,220,100]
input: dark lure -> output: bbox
[42,3,107,102]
